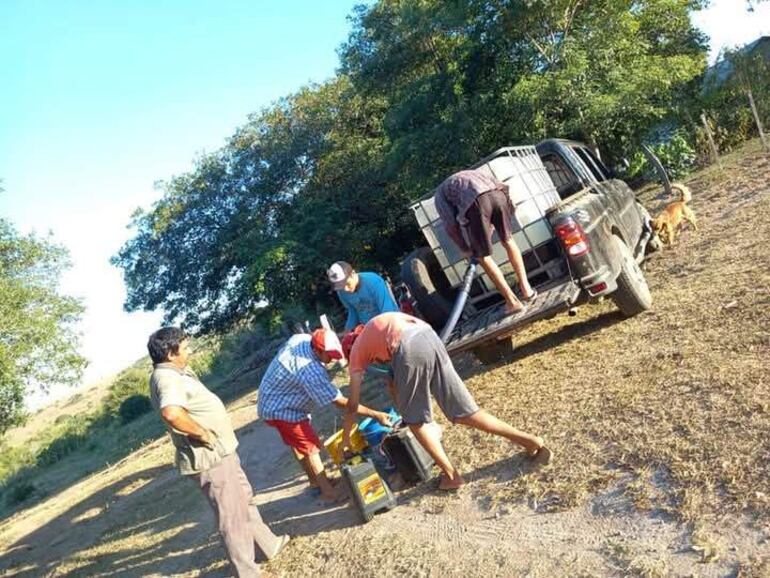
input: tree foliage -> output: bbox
[114,0,709,333]
[699,45,770,155]
[0,219,86,435]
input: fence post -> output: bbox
[747,88,770,153]
[700,112,723,169]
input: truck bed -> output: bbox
[444,279,581,355]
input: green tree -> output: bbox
[341,0,708,169]
[0,218,86,435]
[113,77,405,332]
[114,0,710,332]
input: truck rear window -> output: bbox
[541,154,575,196]
[574,147,611,182]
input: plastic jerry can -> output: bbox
[382,427,435,484]
[341,454,396,523]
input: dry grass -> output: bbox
[432,142,770,528]
[2,141,769,577]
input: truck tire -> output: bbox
[611,236,652,316]
[472,338,515,365]
[637,203,662,255]
[645,234,663,255]
[401,247,454,330]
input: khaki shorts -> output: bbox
[391,325,479,424]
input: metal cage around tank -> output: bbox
[409,146,567,305]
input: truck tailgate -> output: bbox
[445,279,581,355]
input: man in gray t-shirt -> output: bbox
[148,327,287,578]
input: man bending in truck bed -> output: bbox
[435,168,536,314]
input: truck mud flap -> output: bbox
[445,280,581,355]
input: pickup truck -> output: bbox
[398,139,659,363]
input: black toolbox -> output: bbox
[341,455,396,523]
[382,426,435,483]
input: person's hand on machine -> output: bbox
[373,411,393,428]
[341,412,356,452]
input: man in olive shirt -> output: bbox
[148,327,288,578]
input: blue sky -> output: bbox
[0,0,768,408]
[0,0,362,406]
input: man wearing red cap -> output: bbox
[258,328,392,502]
[341,312,552,491]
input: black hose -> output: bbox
[439,258,478,343]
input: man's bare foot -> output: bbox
[504,301,525,315]
[437,472,465,491]
[320,484,349,504]
[320,492,348,504]
[527,444,553,466]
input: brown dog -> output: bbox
[652,183,697,245]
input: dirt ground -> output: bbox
[1,141,769,577]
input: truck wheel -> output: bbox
[637,203,662,255]
[611,236,652,316]
[645,234,663,255]
[472,338,515,365]
[401,247,454,330]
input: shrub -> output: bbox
[54,413,72,425]
[189,348,216,378]
[118,394,152,424]
[0,443,34,484]
[6,480,36,505]
[35,430,89,466]
[628,130,697,181]
[104,368,150,418]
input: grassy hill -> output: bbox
[0,326,291,519]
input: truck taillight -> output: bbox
[554,218,590,257]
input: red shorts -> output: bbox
[265,419,322,456]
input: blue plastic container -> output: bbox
[359,407,401,447]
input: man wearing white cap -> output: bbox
[257,328,392,502]
[326,261,399,332]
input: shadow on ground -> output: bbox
[0,413,367,577]
[0,332,286,525]
[456,308,626,380]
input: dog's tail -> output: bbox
[671,183,692,203]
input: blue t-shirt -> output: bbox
[337,272,399,331]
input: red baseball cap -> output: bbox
[310,329,344,360]
[341,324,365,360]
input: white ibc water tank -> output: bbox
[410,146,561,291]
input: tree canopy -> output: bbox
[114,0,709,333]
[0,218,86,435]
